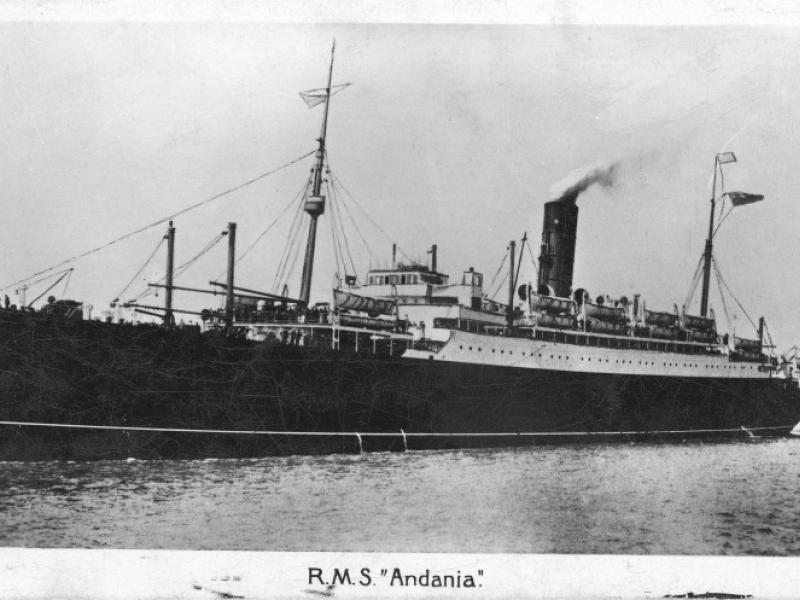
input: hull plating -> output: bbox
[0,313,798,460]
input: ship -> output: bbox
[1,43,799,460]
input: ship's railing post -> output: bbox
[331,312,340,350]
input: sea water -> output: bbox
[1,439,799,555]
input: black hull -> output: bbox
[1,313,798,460]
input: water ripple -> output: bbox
[1,439,799,553]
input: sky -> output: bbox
[1,19,800,347]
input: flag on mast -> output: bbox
[723,191,765,207]
[717,151,737,164]
[299,83,351,109]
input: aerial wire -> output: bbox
[1,149,316,292]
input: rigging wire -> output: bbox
[338,203,359,278]
[112,231,167,303]
[712,256,758,332]
[327,168,414,264]
[213,180,309,283]
[683,253,706,310]
[61,269,73,298]
[13,267,74,294]
[172,232,227,281]
[274,215,307,295]
[273,178,312,293]
[130,232,226,303]
[486,249,509,297]
[327,178,357,279]
[274,175,315,295]
[512,234,527,295]
[27,270,73,307]
[281,227,307,295]
[525,239,539,282]
[1,149,316,293]
[329,172,375,263]
[325,179,344,276]
[713,205,735,237]
[712,260,733,333]
[273,206,308,293]
[490,272,508,301]
[326,181,344,279]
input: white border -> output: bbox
[0,0,798,26]
[2,1,800,598]
[4,548,800,599]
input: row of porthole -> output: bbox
[459,344,563,360]
[456,344,756,370]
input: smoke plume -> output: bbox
[550,162,619,203]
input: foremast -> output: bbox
[299,40,336,307]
